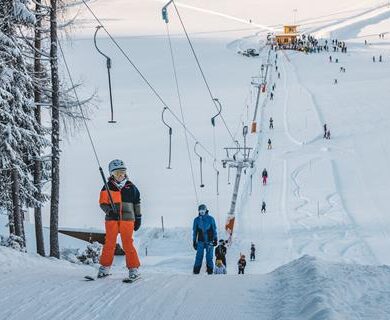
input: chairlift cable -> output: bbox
[164,22,199,202]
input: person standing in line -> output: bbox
[215,239,227,267]
[192,204,218,275]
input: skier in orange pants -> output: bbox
[98,159,142,280]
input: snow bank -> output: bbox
[1,247,390,319]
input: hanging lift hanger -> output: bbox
[211,98,222,127]
[194,142,205,188]
[161,107,173,169]
[94,26,116,123]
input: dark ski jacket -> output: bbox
[193,213,217,244]
[238,258,247,270]
[262,170,268,178]
[250,246,255,254]
[215,244,227,260]
[99,177,141,221]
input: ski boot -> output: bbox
[97,266,110,279]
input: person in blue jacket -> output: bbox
[193,204,218,274]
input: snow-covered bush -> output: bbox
[0,234,26,252]
[61,242,102,265]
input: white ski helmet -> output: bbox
[109,159,127,175]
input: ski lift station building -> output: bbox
[275,25,299,44]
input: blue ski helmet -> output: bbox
[109,159,127,175]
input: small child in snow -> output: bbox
[250,244,256,261]
[238,254,247,274]
[214,259,227,275]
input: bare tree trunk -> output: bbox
[33,0,45,257]
[11,168,22,238]
[49,0,60,258]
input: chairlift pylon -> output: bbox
[194,142,205,188]
[93,26,116,123]
[161,107,173,169]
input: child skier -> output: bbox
[193,204,218,275]
[267,138,272,149]
[98,159,142,280]
[250,243,256,261]
[238,254,247,274]
[214,259,227,275]
[215,239,227,267]
[262,168,268,185]
[261,201,266,213]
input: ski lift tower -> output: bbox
[222,125,255,244]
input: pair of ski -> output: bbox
[84,274,141,283]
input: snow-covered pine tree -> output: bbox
[0,0,50,247]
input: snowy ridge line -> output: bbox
[309,3,390,38]
[155,0,277,32]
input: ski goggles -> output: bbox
[198,209,207,215]
[112,169,126,177]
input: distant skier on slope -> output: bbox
[193,204,218,275]
[269,117,274,129]
[268,138,272,149]
[97,159,142,280]
[250,243,256,261]
[326,130,331,139]
[270,92,274,100]
[238,254,247,274]
[261,201,266,213]
[323,123,327,138]
[215,239,227,267]
[262,168,268,185]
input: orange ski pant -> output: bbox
[99,220,140,269]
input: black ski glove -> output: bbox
[213,239,218,247]
[193,240,197,250]
[134,215,141,231]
